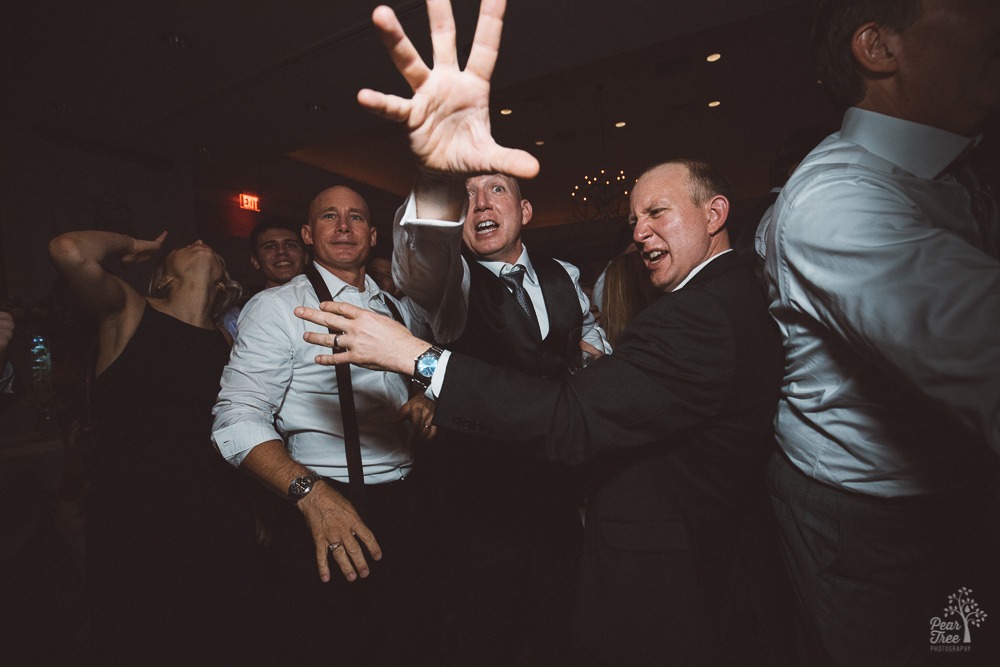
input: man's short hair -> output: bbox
[813,0,924,109]
[248,218,303,255]
[640,159,734,205]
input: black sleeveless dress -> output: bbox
[88,304,260,661]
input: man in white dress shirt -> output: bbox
[212,185,436,664]
[760,0,1000,663]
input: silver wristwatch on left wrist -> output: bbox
[287,472,321,504]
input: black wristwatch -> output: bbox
[287,473,321,504]
[412,346,444,388]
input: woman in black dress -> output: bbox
[49,231,262,663]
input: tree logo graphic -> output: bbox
[929,587,988,647]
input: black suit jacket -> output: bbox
[435,251,783,664]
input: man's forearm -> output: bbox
[240,439,314,498]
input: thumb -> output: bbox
[487,145,540,181]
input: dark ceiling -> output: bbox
[2,0,842,281]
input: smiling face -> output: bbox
[302,186,376,280]
[463,174,531,264]
[251,227,305,287]
[629,163,730,293]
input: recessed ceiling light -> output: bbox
[305,103,326,114]
[614,121,626,128]
[708,100,721,108]
[535,140,545,146]
[706,53,722,63]
[159,31,193,50]
[500,108,513,116]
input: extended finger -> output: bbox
[303,330,340,349]
[466,0,506,81]
[372,5,431,91]
[427,0,458,67]
[352,522,383,561]
[295,305,350,330]
[488,144,541,180]
[357,89,412,123]
[313,352,351,367]
[314,538,335,582]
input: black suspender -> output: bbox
[303,265,405,503]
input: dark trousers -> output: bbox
[768,451,1000,666]
[431,440,582,666]
[268,473,442,666]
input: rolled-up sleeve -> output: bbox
[212,294,295,466]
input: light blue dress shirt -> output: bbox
[762,107,1000,497]
[212,264,425,484]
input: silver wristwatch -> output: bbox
[287,473,321,504]
[412,346,443,388]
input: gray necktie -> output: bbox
[499,265,539,327]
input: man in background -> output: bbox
[249,219,307,290]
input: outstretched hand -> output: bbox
[294,302,430,375]
[121,231,167,266]
[359,0,539,180]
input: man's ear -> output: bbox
[369,226,378,247]
[520,199,533,227]
[707,195,730,235]
[250,255,261,270]
[301,224,313,246]
[852,22,899,75]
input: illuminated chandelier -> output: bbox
[571,86,629,221]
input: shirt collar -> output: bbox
[841,107,976,180]
[313,261,382,301]
[478,245,538,286]
[672,249,732,292]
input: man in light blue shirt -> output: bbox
[761,0,1000,663]
[212,185,436,664]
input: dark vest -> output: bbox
[449,255,583,379]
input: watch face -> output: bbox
[416,353,438,379]
[289,474,317,500]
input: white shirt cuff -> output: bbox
[400,190,465,228]
[211,421,282,467]
[427,350,452,400]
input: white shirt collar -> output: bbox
[672,249,732,292]
[841,108,976,180]
[313,261,382,301]
[478,245,538,286]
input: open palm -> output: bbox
[358,0,539,180]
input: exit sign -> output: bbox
[239,193,260,211]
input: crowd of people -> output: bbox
[2,0,996,664]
